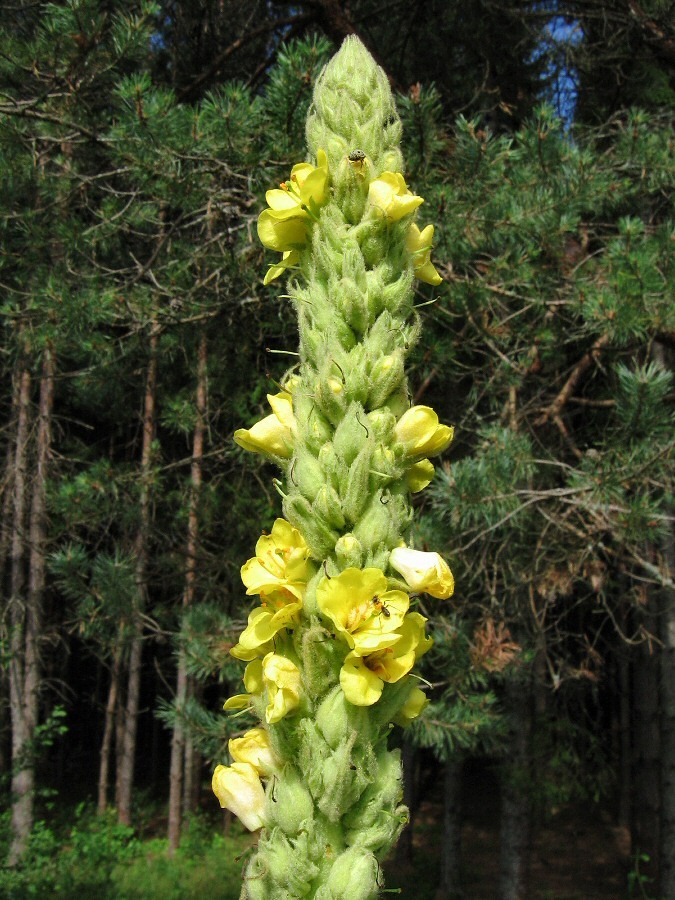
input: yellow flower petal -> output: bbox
[368,171,424,222]
[257,209,308,252]
[405,458,435,492]
[262,652,301,724]
[316,567,409,653]
[393,685,429,726]
[229,728,278,778]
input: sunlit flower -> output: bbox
[241,519,312,602]
[231,519,312,658]
[368,171,424,222]
[257,150,330,283]
[339,613,429,706]
[212,762,266,831]
[316,567,409,655]
[405,458,435,492]
[394,405,453,459]
[390,547,454,599]
[234,391,295,458]
[229,728,278,778]
[262,652,301,724]
[406,222,442,285]
[231,602,302,658]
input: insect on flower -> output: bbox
[347,148,367,173]
[372,595,391,618]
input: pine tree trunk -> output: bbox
[659,519,675,898]
[168,330,207,852]
[499,677,533,900]
[0,372,22,778]
[437,756,463,900]
[653,340,675,898]
[116,329,158,826]
[8,348,54,864]
[7,360,32,866]
[98,642,122,814]
[632,603,660,881]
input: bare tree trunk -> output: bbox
[0,372,22,778]
[437,756,464,900]
[659,518,675,898]
[184,679,203,815]
[8,348,54,865]
[499,676,533,900]
[7,359,32,866]
[116,328,158,826]
[97,641,122,814]
[168,331,207,852]
[632,607,660,882]
[650,340,675,898]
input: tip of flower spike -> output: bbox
[306,37,402,175]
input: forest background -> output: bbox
[0,1,672,898]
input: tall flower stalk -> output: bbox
[215,38,453,899]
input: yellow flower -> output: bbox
[405,458,435,492]
[406,223,442,285]
[393,686,429,727]
[212,762,266,831]
[231,519,312,658]
[262,652,301,724]
[231,603,302,658]
[339,613,428,706]
[368,172,424,222]
[234,391,295,458]
[316,567,409,655]
[394,405,453,459]
[229,728,278,778]
[390,547,454,599]
[241,519,311,602]
[257,150,329,283]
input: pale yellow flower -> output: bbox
[257,150,329,283]
[406,222,442,285]
[229,728,278,777]
[390,547,454,599]
[368,171,423,222]
[212,762,266,831]
[262,652,301,724]
[316,567,409,655]
[339,613,429,706]
[241,519,311,602]
[395,405,453,459]
[234,391,295,458]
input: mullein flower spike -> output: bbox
[216,37,455,897]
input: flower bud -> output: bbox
[389,546,454,599]
[212,762,266,831]
[394,405,453,458]
[334,533,363,569]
